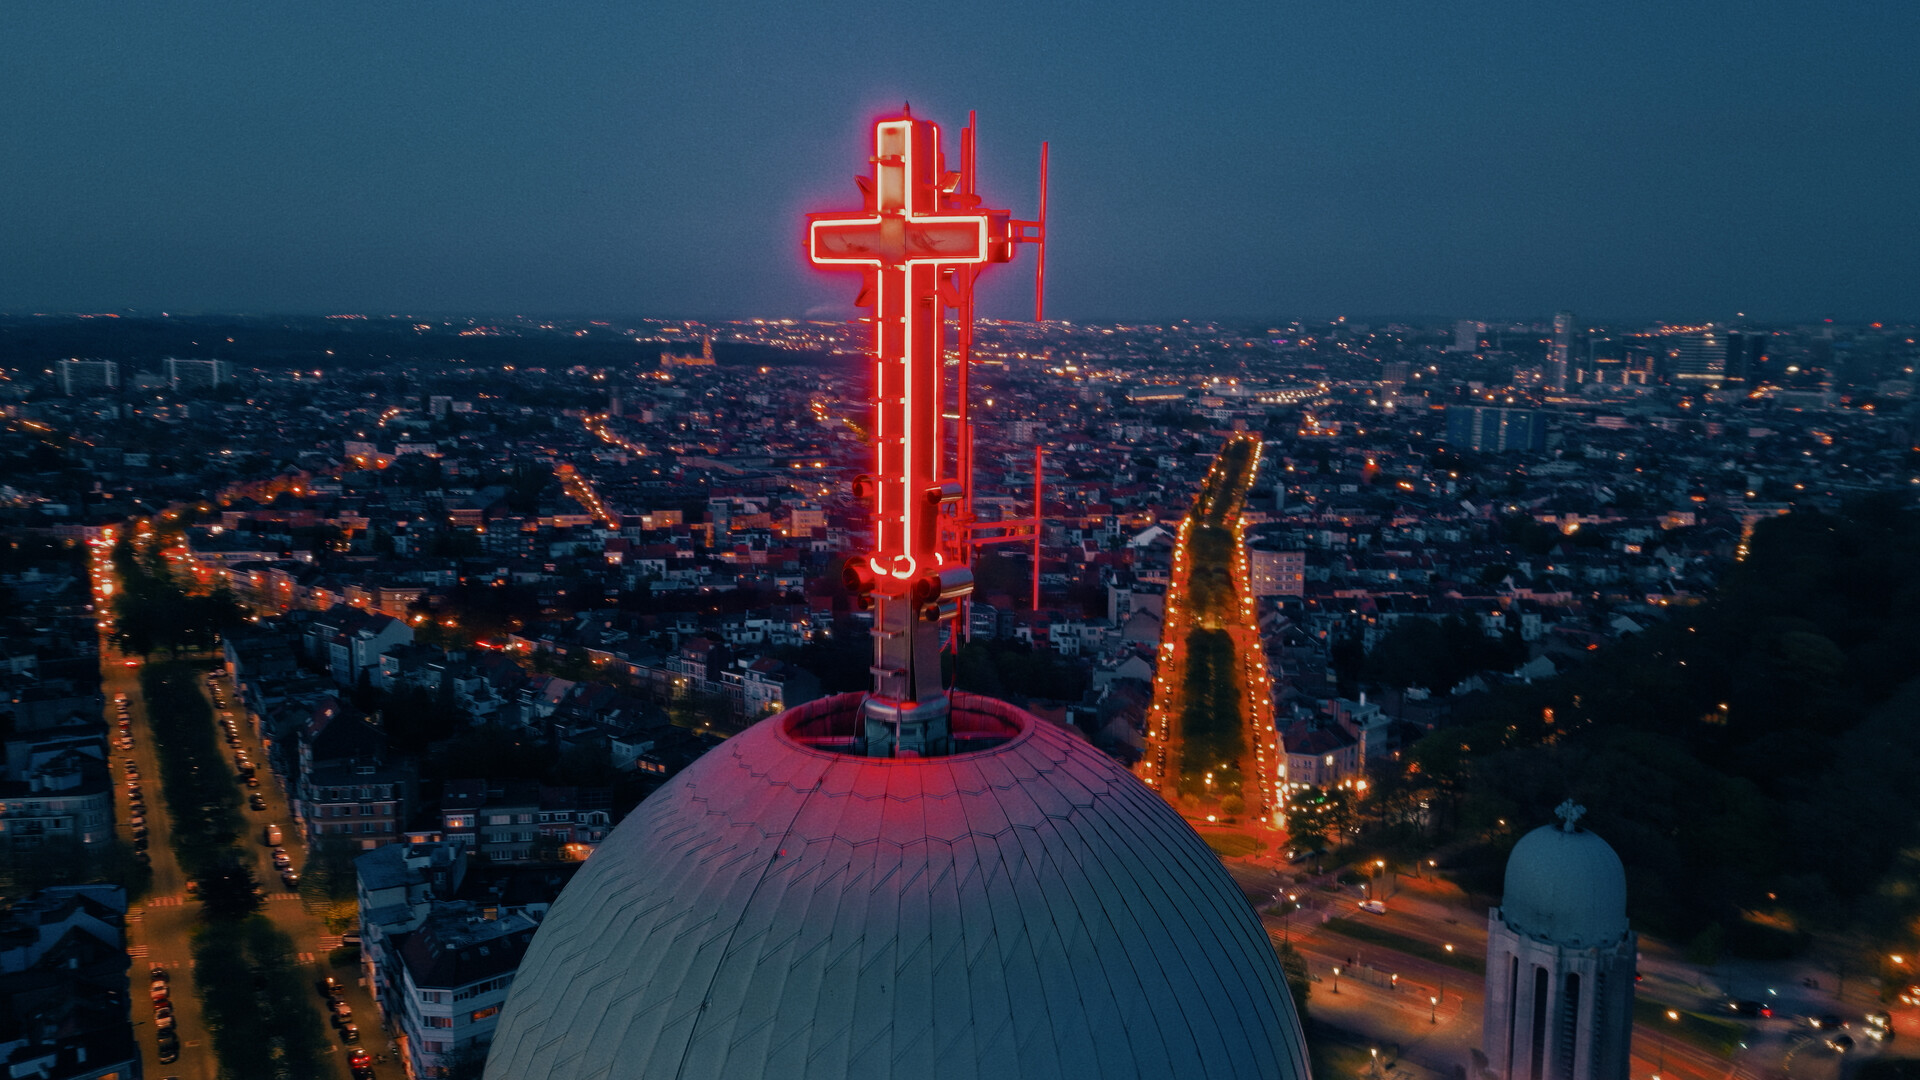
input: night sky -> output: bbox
[3,2,1914,323]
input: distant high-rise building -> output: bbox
[1451,319,1484,352]
[1546,311,1574,392]
[1723,331,1766,389]
[1666,333,1725,387]
[56,358,119,395]
[164,357,229,390]
[1445,405,1549,453]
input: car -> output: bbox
[318,975,342,998]
[1867,1025,1894,1043]
[1827,1035,1854,1053]
[150,965,169,983]
[249,793,267,811]
[349,1047,372,1066]
[340,1023,360,1043]
[246,775,260,788]
[1819,1014,1845,1030]
[129,815,144,828]
[330,1002,353,1025]
[157,1032,180,1063]
[281,870,300,888]
[155,1012,175,1031]
[1867,1011,1892,1029]
[1357,900,1387,915]
[115,693,127,703]
[150,984,169,1003]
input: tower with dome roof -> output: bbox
[1483,801,1637,1080]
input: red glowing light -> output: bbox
[806,107,1045,753]
[807,109,1030,601]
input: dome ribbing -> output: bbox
[484,692,1309,1080]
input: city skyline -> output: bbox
[4,1,1916,322]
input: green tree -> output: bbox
[1275,942,1311,1017]
[198,857,264,921]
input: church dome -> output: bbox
[1499,809,1629,949]
[484,692,1309,1080]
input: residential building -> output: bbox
[393,906,538,1078]
[0,726,114,850]
[295,703,410,849]
[163,356,229,390]
[55,359,118,396]
[0,885,139,1080]
[1248,545,1306,597]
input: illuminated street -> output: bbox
[1138,432,1283,829]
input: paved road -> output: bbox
[202,666,376,1080]
[108,647,218,1080]
[1233,858,1886,1080]
[105,623,374,1074]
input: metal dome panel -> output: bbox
[484,692,1309,1080]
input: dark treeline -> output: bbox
[1410,493,1920,957]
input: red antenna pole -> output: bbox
[1034,142,1048,323]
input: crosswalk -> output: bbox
[318,935,343,950]
[268,892,301,902]
[148,895,184,907]
[128,944,149,958]
[297,952,316,963]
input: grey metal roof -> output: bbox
[485,692,1309,1080]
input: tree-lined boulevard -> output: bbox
[99,527,378,1080]
[1139,433,1283,826]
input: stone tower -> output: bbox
[1483,802,1636,1080]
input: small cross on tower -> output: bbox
[1555,799,1586,832]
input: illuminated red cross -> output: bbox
[809,112,1005,592]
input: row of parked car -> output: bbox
[319,975,375,1077]
[149,964,180,1063]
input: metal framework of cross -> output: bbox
[807,107,1042,756]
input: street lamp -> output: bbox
[1655,1009,1679,1079]
[1332,966,1341,994]
[1431,995,1439,1023]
